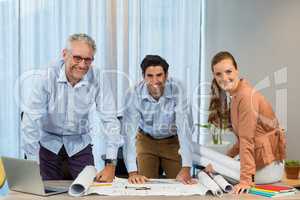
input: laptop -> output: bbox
[1,156,68,196]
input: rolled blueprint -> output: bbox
[211,174,233,193]
[197,171,223,197]
[193,153,240,181]
[69,165,97,197]
[192,142,240,171]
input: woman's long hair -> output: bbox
[208,51,237,130]
[208,79,231,129]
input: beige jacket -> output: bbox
[227,79,286,185]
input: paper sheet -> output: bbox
[68,165,97,197]
[197,171,223,197]
[68,166,216,196]
[192,142,241,182]
[192,153,240,181]
[192,142,240,171]
[211,174,233,193]
[88,178,212,196]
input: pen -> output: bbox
[147,179,175,184]
[125,186,151,190]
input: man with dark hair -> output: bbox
[140,55,169,75]
[22,33,123,181]
[122,55,195,184]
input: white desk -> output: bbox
[1,181,300,200]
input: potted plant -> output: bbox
[196,122,229,145]
[195,122,232,154]
[198,123,219,144]
[285,160,300,179]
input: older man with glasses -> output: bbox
[22,33,123,181]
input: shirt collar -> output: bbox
[57,61,90,87]
[57,62,68,83]
[163,80,173,99]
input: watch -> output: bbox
[105,159,117,166]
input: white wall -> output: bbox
[204,0,300,159]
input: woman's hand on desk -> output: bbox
[176,167,197,185]
[128,171,149,184]
[95,164,116,182]
[231,182,251,195]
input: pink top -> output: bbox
[227,79,286,185]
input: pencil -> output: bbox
[91,183,113,187]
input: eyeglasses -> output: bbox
[70,53,94,65]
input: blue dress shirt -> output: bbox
[21,60,123,160]
[122,78,194,172]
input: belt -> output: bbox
[138,128,177,140]
[45,131,89,137]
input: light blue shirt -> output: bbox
[21,60,123,160]
[122,78,194,172]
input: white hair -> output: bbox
[66,33,96,53]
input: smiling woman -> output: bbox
[205,51,286,194]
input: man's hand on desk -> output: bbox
[176,167,197,185]
[128,171,149,184]
[95,164,115,182]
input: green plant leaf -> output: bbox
[196,123,211,129]
[285,160,300,167]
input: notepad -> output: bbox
[249,184,297,198]
[255,185,296,193]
